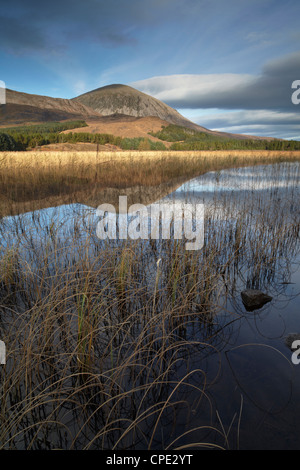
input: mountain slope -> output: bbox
[73,84,209,132]
[1,89,101,125]
[73,84,275,140]
[1,84,275,141]
[0,103,96,125]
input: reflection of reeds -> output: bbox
[1,150,300,217]
[0,157,299,449]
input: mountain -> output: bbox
[1,84,274,141]
[73,84,274,140]
[1,88,101,125]
[73,84,208,132]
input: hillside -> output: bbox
[1,84,277,142]
[73,84,209,132]
[6,88,100,116]
[0,103,94,125]
[0,89,101,125]
[61,115,173,145]
[73,84,275,141]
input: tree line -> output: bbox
[0,120,168,151]
[169,139,300,151]
[1,121,299,151]
[149,124,300,151]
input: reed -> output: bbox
[1,149,299,218]
[0,154,299,449]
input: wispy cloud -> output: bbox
[131,51,300,112]
[191,109,300,139]
[1,0,299,139]
[131,51,300,139]
[196,109,300,127]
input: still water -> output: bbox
[0,161,299,450]
[163,162,300,450]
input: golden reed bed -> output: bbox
[2,149,300,168]
[1,149,300,217]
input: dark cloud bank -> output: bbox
[133,51,300,113]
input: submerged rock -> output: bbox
[241,289,272,311]
[285,333,300,351]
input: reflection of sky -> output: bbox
[174,163,300,194]
[1,162,299,247]
[156,163,300,224]
[0,204,97,250]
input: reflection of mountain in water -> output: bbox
[2,161,299,245]
[0,175,188,218]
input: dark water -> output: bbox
[0,161,299,450]
[159,162,300,450]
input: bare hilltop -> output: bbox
[1,83,274,142]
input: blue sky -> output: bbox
[0,0,299,139]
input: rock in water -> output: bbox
[285,333,300,350]
[241,289,272,311]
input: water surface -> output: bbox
[0,161,299,450]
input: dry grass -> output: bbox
[1,149,300,217]
[3,149,300,167]
[60,116,172,144]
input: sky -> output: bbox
[0,0,299,139]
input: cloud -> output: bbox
[0,0,190,54]
[0,0,142,54]
[72,79,88,96]
[0,16,47,54]
[131,51,300,112]
[132,73,257,108]
[190,109,300,139]
[210,123,300,140]
[131,52,300,140]
[196,109,300,127]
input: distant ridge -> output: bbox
[1,88,100,124]
[1,84,274,140]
